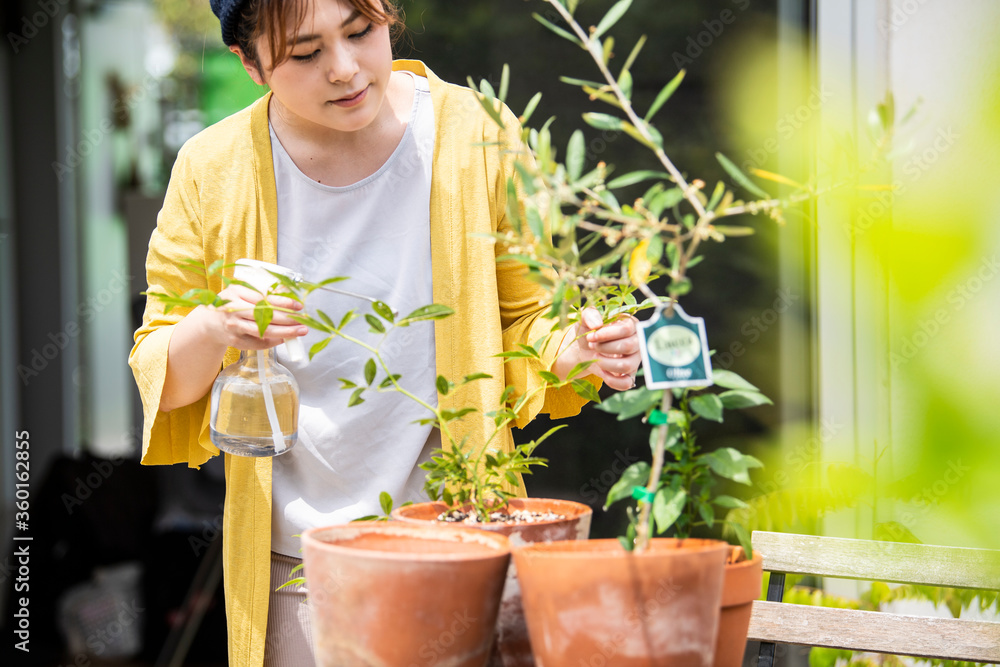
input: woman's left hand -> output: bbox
[554,307,642,392]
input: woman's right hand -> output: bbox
[159,287,307,412]
[208,285,308,350]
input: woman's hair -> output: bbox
[235,0,403,73]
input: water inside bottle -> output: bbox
[211,380,299,457]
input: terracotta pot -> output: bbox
[301,522,511,667]
[392,498,593,667]
[513,538,729,667]
[713,547,764,667]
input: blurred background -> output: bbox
[1,0,998,665]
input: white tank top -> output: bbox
[269,73,437,556]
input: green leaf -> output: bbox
[703,448,763,485]
[468,76,505,128]
[689,394,724,422]
[339,378,357,389]
[620,34,646,81]
[650,423,683,453]
[436,375,450,396]
[706,181,726,211]
[607,170,671,189]
[339,310,358,330]
[648,187,685,217]
[498,63,510,103]
[644,69,685,122]
[506,179,522,234]
[653,487,687,535]
[526,207,545,241]
[495,350,536,359]
[275,576,307,590]
[205,258,227,275]
[719,390,773,410]
[365,314,385,333]
[316,276,349,287]
[398,304,455,325]
[379,491,393,516]
[461,372,493,384]
[714,225,755,238]
[532,12,581,46]
[698,499,715,529]
[253,302,273,337]
[316,309,337,331]
[373,301,395,323]
[440,407,477,422]
[604,461,651,509]
[595,387,663,421]
[566,360,595,380]
[379,374,401,389]
[646,235,664,263]
[571,378,602,404]
[560,75,606,89]
[618,69,633,99]
[716,152,771,200]
[309,337,332,360]
[622,121,662,150]
[288,313,328,332]
[593,0,632,39]
[566,130,586,182]
[593,189,621,213]
[713,495,750,509]
[538,370,562,384]
[729,521,753,560]
[582,112,624,132]
[348,388,365,407]
[521,92,543,125]
[364,358,377,386]
[711,368,758,391]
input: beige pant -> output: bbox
[264,552,317,667]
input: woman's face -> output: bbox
[235,0,394,135]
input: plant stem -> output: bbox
[635,389,673,552]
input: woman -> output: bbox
[130,0,641,664]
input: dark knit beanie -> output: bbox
[210,0,250,47]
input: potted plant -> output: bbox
[596,373,768,667]
[300,521,512,667]
[390,430,593,667]
[460,0,822,662]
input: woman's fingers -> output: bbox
[213,286,308,348]
[572,310,642,388]
[599,370,637,391]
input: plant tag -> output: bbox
[637,303,712,389]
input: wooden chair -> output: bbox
[747,531,1000,665]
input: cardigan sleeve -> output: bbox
[491,107,600,428]
[128,146,221,468]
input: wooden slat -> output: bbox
[748,600,1000,662]
[752,531,1000,590]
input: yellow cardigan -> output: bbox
[130,60,592,667]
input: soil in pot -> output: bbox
[393,498,593,667]
[513,537,729,667]
[301,522,511,667]
[713,546,763,667]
